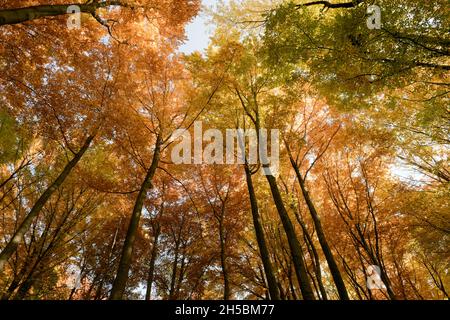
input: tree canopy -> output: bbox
[0,0,448,300]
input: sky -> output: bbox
[178,0,221,54]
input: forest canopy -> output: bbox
[0,0,448,300]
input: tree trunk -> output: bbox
[0,134,95,274]
[175,247,187,298]
[244,163,280,300]
[289,199,328,300]
[290,158,349,300]
[301,221,328,300]
[264,173,315,300]
[238,89,314,299]
[145,223,161,300]
[110,135,162,300]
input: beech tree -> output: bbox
[0,0,448,301]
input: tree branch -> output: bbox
[0,1,129,26]
[295,0,363,10]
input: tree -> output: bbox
[0,0,448,302]
[282,88,349,299]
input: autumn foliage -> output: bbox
[0,0,448,300]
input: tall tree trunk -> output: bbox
[264,173,315,300]
[290,157,349,300]
[175,247,187,298]
[238,89,314,299]
[110,135,162,300]
[244,163,280,300]
[301,223,328,300]
[0,134,95,274]
[145,223,161,300]
[289,199,328,300]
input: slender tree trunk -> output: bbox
[278,238,297,300]
[370,251,396,300]
[290,202,328,300]
[0,134,95,274]
[302,227,328,300]
[305,255,321,299]
[264,173,315,300]
[175,248,187,298]
[244,163,280,300]
[422,260,449,299]
[68,286,77,300]
[110,135,162,300]
[341,256,365,300]
[290,158,349,300]
[145,223,161,300]
[238,89,313,299]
